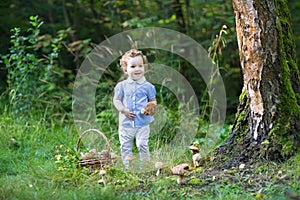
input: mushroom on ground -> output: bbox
[125,155,135,169]
[171,163,189,184]
[100,169,106,178]
[189,145,199,155]
[192,153,201,167]
[97,169,107,185]
[154,162,165,177]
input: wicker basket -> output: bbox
[76,129,115,168]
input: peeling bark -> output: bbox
[224,0,300,161]
[234,0,274,142]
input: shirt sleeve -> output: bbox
[147,84,156,100]
[114,82,124,100]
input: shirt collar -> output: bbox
[126,76,146,84]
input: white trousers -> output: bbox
[119,125,150,168]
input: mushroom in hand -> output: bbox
[141,102,156,116]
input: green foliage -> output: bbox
[208,25,228,64]
[0,1,239,127]
[53,144,80,172]
[0,1,299,199]
[3,16,48,111]
[1,110,300,200]
[0,0,299,122]
[0,16,73,120]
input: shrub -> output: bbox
[1,16,71,119]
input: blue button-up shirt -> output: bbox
[114,76,156,127]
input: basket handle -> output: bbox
[76,129,111,155]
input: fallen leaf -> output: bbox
[279,174,288,180]
[255,193,264,199]
[239,163,246,169]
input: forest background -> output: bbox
[0,0,299,121]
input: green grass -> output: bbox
[0,113,299,200]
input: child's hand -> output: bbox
[141,102,156,116]
[122,108,136,119]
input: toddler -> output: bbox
[113,49,157,169]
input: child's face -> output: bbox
[126,55,145,81]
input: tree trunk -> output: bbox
[224,0,300,162]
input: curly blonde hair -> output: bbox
[119,49,147,72]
